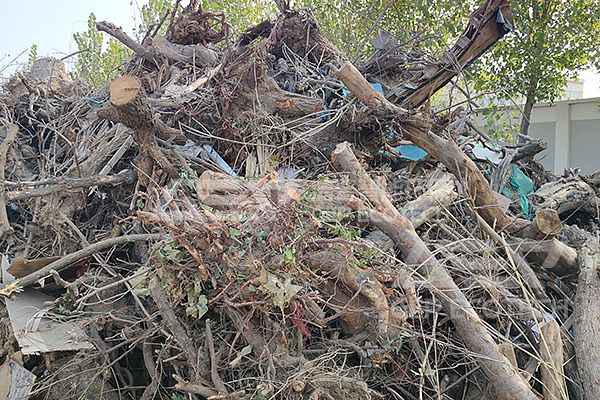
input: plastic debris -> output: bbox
[501,165,534,218]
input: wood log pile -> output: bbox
[0,1,599,399]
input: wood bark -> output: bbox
[147,35,218,67]
[332,142,538,400]
[538,319,567,400]
[531,178,596,215]
[96,21,156,65]
[335,58,579,274]
[573,239,600,399]
[107,76,180,181]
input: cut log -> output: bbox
[508,238,578,275]
[521,209,563,240]
[335,57,579,275]
[531,177,596,215]
[332,142,538,400]
[573,239,600,399]
[195,170,359,212]
[538,319,567,400]
[107,76,180,181]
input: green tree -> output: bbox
[298,0,472,58]
[470,0,600,138]
[73,13,130,87]
[135,0,174,39]
[202,0,278,35]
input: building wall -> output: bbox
[475,97,600,175]
[529,98,600,174]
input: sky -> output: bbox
[1,0,599,98]
[0,0,143,77]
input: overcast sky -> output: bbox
[1,0,599,97]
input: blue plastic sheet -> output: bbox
[394,145,428,161]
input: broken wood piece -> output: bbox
[401,174,458,227]
[394,0,513,108]
[4,170,136,201]
[0,233,162,292]
[108,75,180,180]
[7,256,61,279]
[512,140,547,163]
[96,21,156,65]
[573,238,600,399]
[0,123,18,240]
[331,142,538,400]
[508,238,578,275]
[148,35,218,67]
[538,319,567,400]
[531,177,596,215]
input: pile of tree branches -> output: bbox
[0,1,599,399]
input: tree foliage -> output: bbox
[73,13,131,87]
[135,0,174,39]
[298,0,472,58]
[470,0,600,134]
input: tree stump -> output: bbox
[108,76,180,184]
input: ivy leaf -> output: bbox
[258,273,301,314]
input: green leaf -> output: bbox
[230,344,252,367]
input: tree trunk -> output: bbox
[573,239,600,399]
[519,87,536,142]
